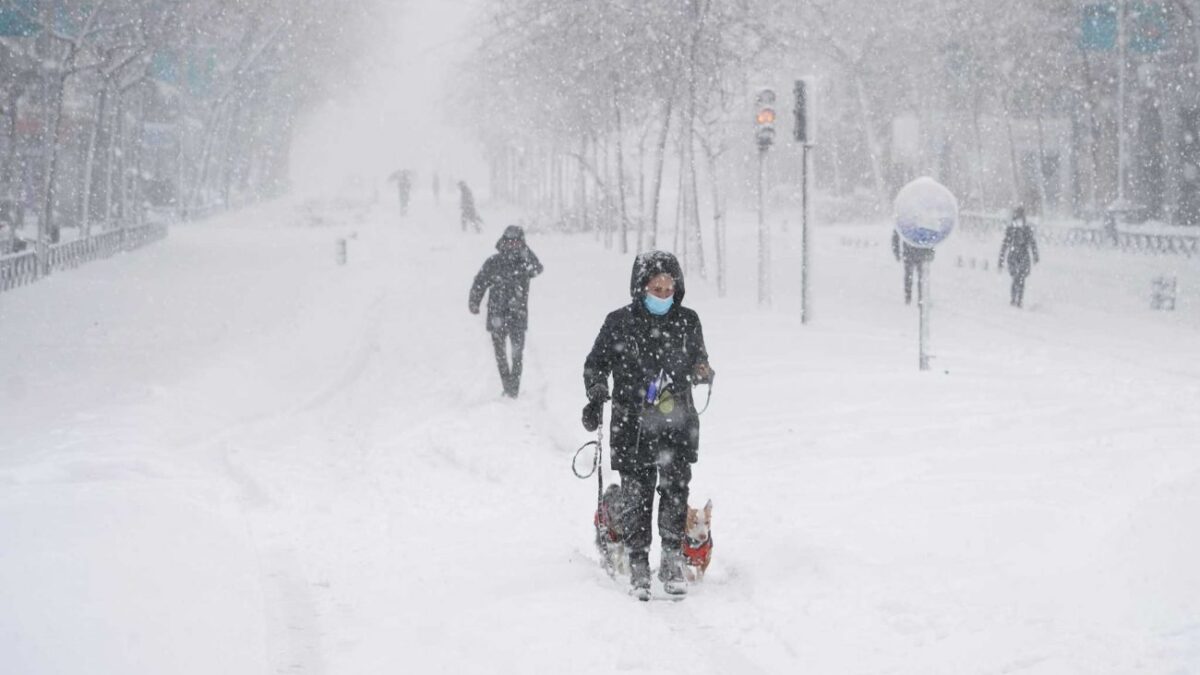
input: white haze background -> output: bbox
[2,1,1199,674]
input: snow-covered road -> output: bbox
[2,196,1198,674]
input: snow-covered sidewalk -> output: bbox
[1,196,1197,674]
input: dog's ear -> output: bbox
[704,499,712,517]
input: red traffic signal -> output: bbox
[755,88,776,149]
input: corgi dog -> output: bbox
[594,484,629,576]
[681,499,713,581]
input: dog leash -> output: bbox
[571,420,605,491]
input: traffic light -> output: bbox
[794,79,808,144]
[755,88,776,149]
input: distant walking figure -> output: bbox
[388,169,412,216]
[432,173,441,205]
[998,205,1040,308]
[892,230,934,305]
[469,225,543,397]
[459,180,483,232]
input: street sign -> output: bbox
[0,0,38,37]
[1130,2,1168,54]
[1081,4,1117,51]
[893,176,958,248]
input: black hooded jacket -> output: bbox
[584,251,709,471]
[469,227,543,333]
[999,214,1039,276]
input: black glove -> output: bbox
[582,400,604,432]
[585,383,609,403]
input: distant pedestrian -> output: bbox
[459,180,483,232]
[892,230,934,305]
[469,225,543,397]
[432,173,441,205]
[998,205,1040,308]
[388,169,412,217]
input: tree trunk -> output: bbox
[41,72,68,244]
[80,84,111,237]
[613,81,629,254]
[646,97,673,250]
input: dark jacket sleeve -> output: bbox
[998,228,1012,268]
[686,311,710,382]
[469,258,492,312]
[524,249,544,278]
[583,314,615,400]
[1030,232,1040,264]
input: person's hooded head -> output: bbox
[630,251,685,315]
[496,224,526,253]
[1012,205,1026,221]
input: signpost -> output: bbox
[754,88,775,307]
[893,177,958,371]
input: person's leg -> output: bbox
[1014,273,1027,308]
[655,447,692,591]
[656,448,691,553]
[620,463,657,590]
[490,331,513,394]
[508,330,525,396]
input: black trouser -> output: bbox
[490,329,525,396]
[619,440,691,565]
[1010,272,1028,307]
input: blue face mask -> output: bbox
[643,294,674,316]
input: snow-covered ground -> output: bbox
[1,194,1198,674]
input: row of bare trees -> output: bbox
[1,0,376,249]
[467,0,1200,275]
[467,0,773,293]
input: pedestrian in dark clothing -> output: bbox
[469,225,543,397]
[582,250,714,598]
[892,230,934,304]
[998,205,1039,308]
[388,169,412,216]
[458,180,483,232]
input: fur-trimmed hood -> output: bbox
[629,250,685,303]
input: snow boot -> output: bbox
[658,547,688,596]
[630,555,651,602]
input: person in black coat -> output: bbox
[998,205,1039,307]
[469,225,543,397]
[892,230,934,305]
[582,250,714,597]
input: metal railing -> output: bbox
[960,211,1200,258]
[0,223,169,293]
[0,250,39,292]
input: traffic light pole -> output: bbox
[800,144,811,324]
[757,145,769,307]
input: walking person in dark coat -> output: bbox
[892,230,934,304]
[458,180,483,232]
[581,250,714,599]
[469,225,543,397]
[998,205,1040,307]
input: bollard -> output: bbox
[336,238,347,265]
[1151,276,1176,310]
